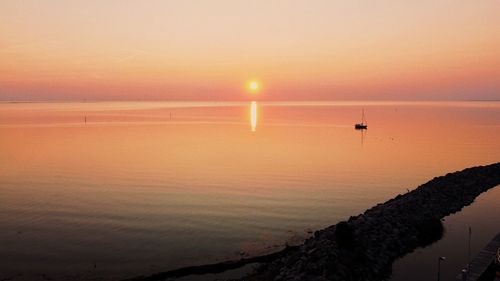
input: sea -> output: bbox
[0,101,499,280]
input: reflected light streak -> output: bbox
[250,101,257,132]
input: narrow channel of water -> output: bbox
[390,185,500,281]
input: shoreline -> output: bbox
[126,162,500,281]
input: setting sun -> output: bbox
[247,80,260,94]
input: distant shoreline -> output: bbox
[126,163,500,281]
[1,99,499,102]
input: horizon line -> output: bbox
[1,98,499,103]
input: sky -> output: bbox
[1,0,499,101]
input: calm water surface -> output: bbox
[0,101,499,280]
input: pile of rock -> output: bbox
[250,162,500,281]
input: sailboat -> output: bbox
[354,109,368,130]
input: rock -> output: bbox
[246,163,500,281]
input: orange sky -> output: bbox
[1,0,500,101]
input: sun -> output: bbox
[249,81,258,91]
[247,80,260,94]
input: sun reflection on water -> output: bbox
[250,101,257,132]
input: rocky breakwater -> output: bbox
[248,163,500,281]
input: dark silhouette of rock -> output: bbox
[334,221,355,250]
[263,163,500,281]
